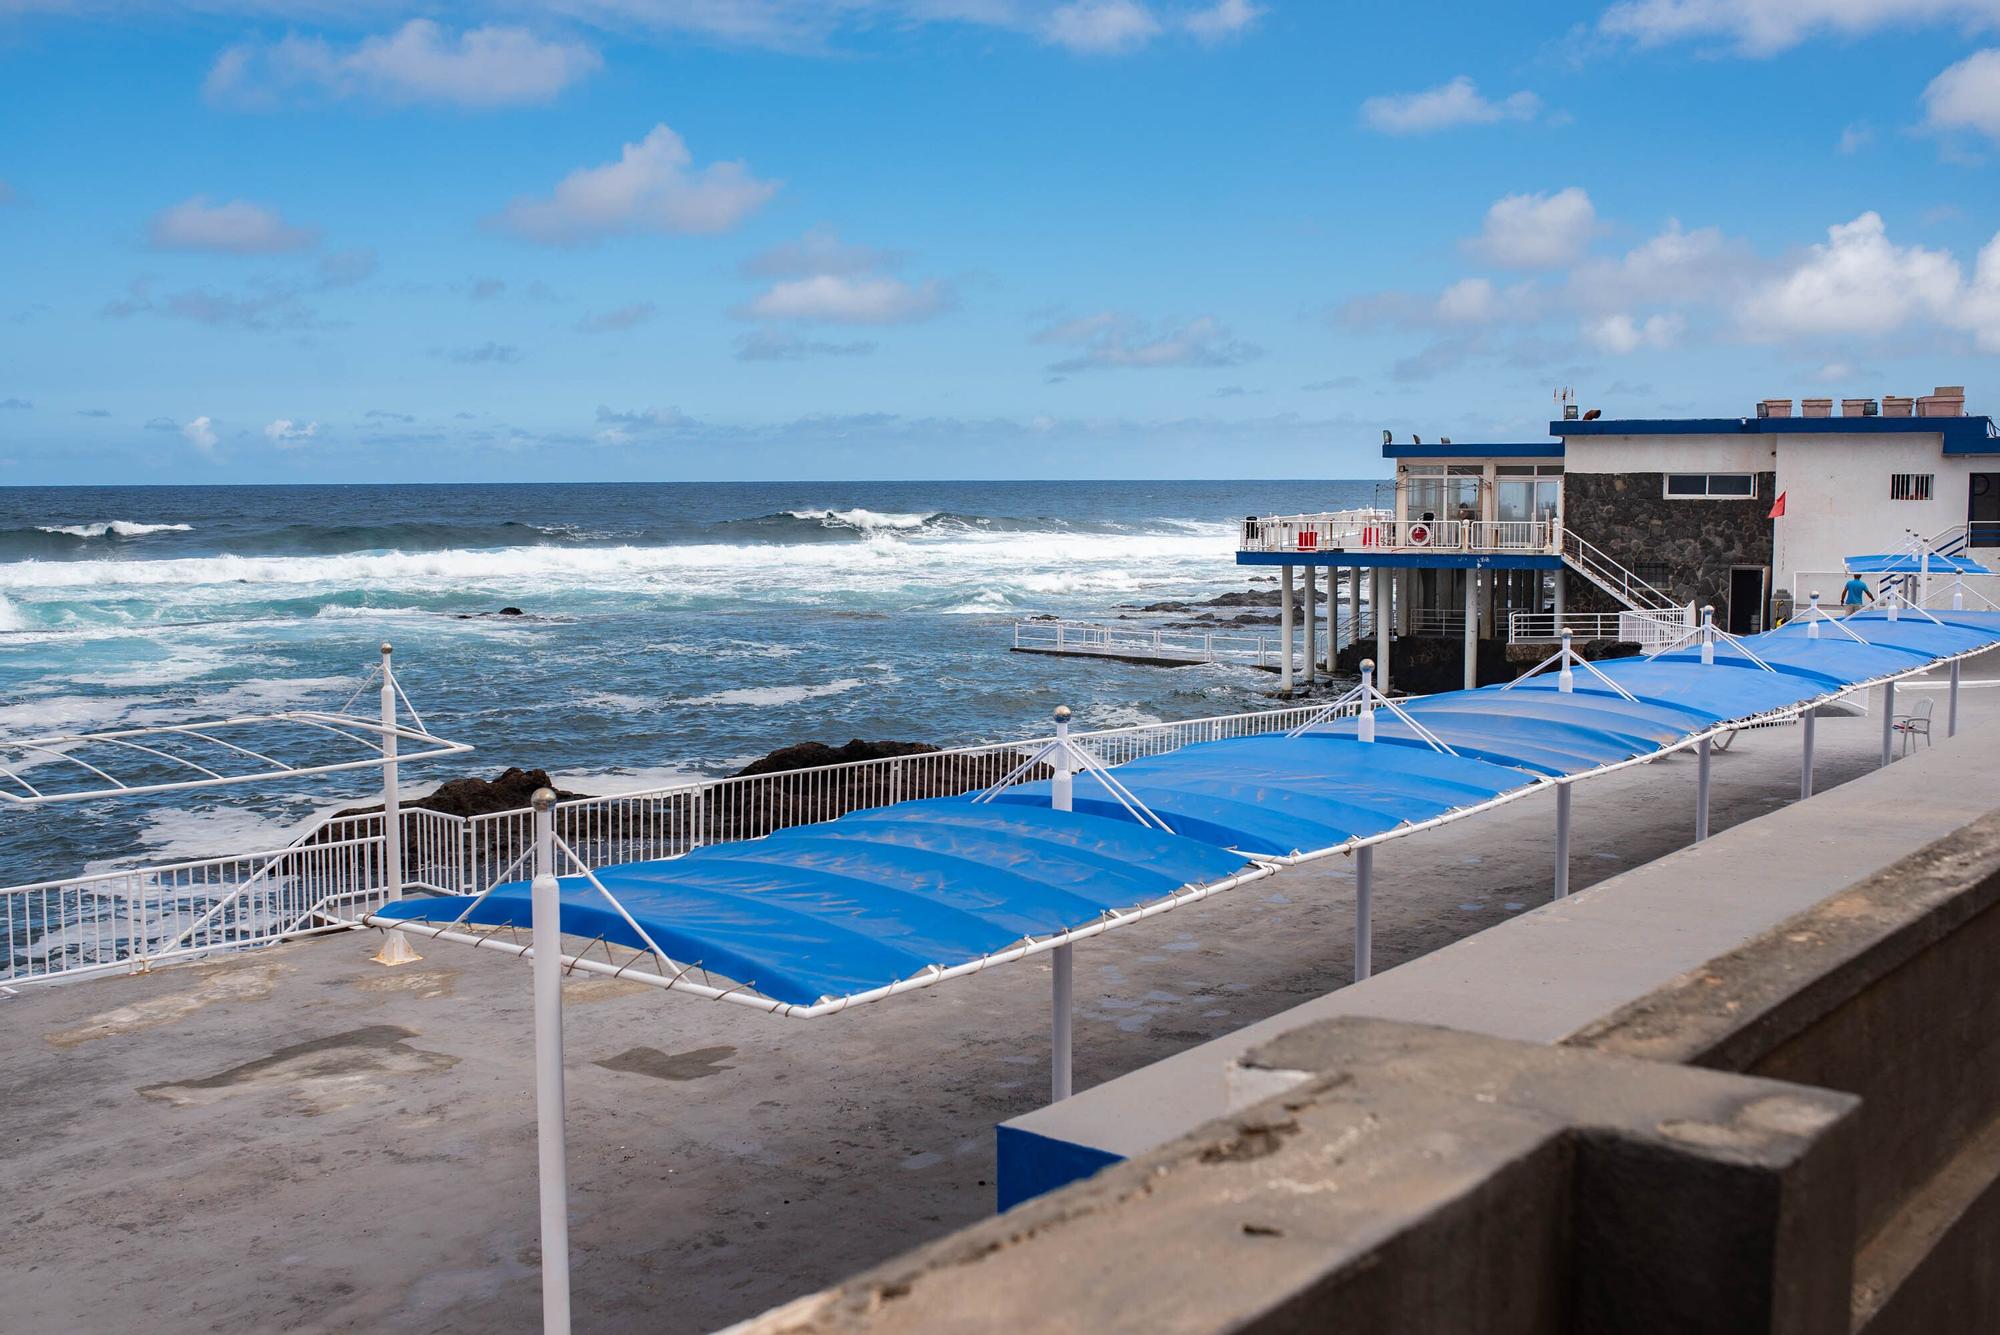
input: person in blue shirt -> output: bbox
[1841,573,1871,613]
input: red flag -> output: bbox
[1768,491,1787,519]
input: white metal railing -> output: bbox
[1507,610,1689,646]
[1013,616,1375,666]
[3,700,1366,987]
[1558,530,1681,613]
[1241,512,1557,556]
[1406,609,1469,636]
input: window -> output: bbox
[1664,473,1756,499]
[1890,473,1934,501]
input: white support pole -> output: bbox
[1558,627,1575,694]
[1953,573,1965,612]
[1357,659,1377,744]
[1050,705,1074,1102]
[1949,660,1961,738]
[1552,784,1572,900]
[379,642,403,903]
[1303,565,1319,686]
[1800,710,1816,799]
[1353,845,1374,982]
[1920,547,1931,608]
[1806,591,1820,639]
[1324,568,1338,671]
[1694,736,1712,842]
[1346,565,1360,654]
[1881,680,1896,766]
[1374,568,1392,693]
[529,788,573,1335]
[1279,566,1296,694]
[1700,605,1716,665]
[1462,571,1478,691]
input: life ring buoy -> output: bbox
[1408,522,1432,547]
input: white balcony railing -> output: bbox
[1506,610,1689,646]
[1242,512,1559,557]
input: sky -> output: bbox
[0,0,1996,485]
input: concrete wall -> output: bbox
[733,705,2000,1335]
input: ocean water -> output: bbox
[0,480,1381,885]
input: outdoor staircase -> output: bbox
[1877,524,1972,603]
[1559,529,1685,615]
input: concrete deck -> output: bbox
[2,664,1989,1333]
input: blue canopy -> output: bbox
[378,605,1997,1009]
[1844,553,1991,575]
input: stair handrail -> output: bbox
[1559,529,1681,612]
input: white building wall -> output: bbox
[1773,434,1980,598]
[1562,434,1774,475]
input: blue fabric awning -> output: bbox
[378,607,2000,1010]
[1844,553,1991,574]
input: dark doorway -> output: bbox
[1970,474,2000,547]
[1728,567,1766,634]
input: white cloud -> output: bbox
[1585,311,1686,352]
[496,124,779,244]
[1360,77,1542,134]
[1183,0,1266,40]
[1953,231,2000,351]
[1044,0,1163,53]
[1599,0,2000,55]
[735,329,878,360]
[742,228,897,278]
[1741,211,1963,339]
[1567,219,1747,309]
[206,21,601,109]
[149,196,317,254]
[743,274,951,324]
[1034,311,1260,372]
[263,418,318,445]
[737,228,950,324]
[1924,48,2000,142]
[576,302,658,332]
[1468,187,1596,269]
[181,416,218,454]
[1435,278,1501,323]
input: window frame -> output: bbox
[1663,472,1758,500]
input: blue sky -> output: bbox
[0,0,1996,484]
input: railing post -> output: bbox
[1881,680,1897,766]
[530,788,573,1335]
[1950,660,1961,738]
[1801,710,1816,799]
[379,643,403,904]
[1050,705,1074,1102]
[1358,659,1377,743]
[1694,737,1712,841]
[1353,845,1374,981]
[1552,783,1572,900]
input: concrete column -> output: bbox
[1353,846,1374,982]
[1346,566,1360,655]
[1303,565,1319,686]
[1462,571,1478,691]
[1553,567,1566,629]
[1694,737,1712,842]
[1881,680,1896,766]
[1374,567,1391,694]
[1324,570,1337,671]
[1553,784,1572,900]
[1279,565,1295,694]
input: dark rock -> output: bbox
[498,606,524,616]
[337,766,588,820]
[733,739,941,777]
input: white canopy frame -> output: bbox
[0,643,470,808]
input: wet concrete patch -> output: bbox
[46,962,288,1049]
[137,1024,459,1114]
[348,967,460,1000]
[594,1045,736,1081]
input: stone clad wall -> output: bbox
[1564,470,1776,618]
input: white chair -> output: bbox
[1891,697,1934,755]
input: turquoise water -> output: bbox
[0,479,1381,883]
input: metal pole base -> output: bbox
[371,929,423,967]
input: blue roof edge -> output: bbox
[1554,416,1999,454]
